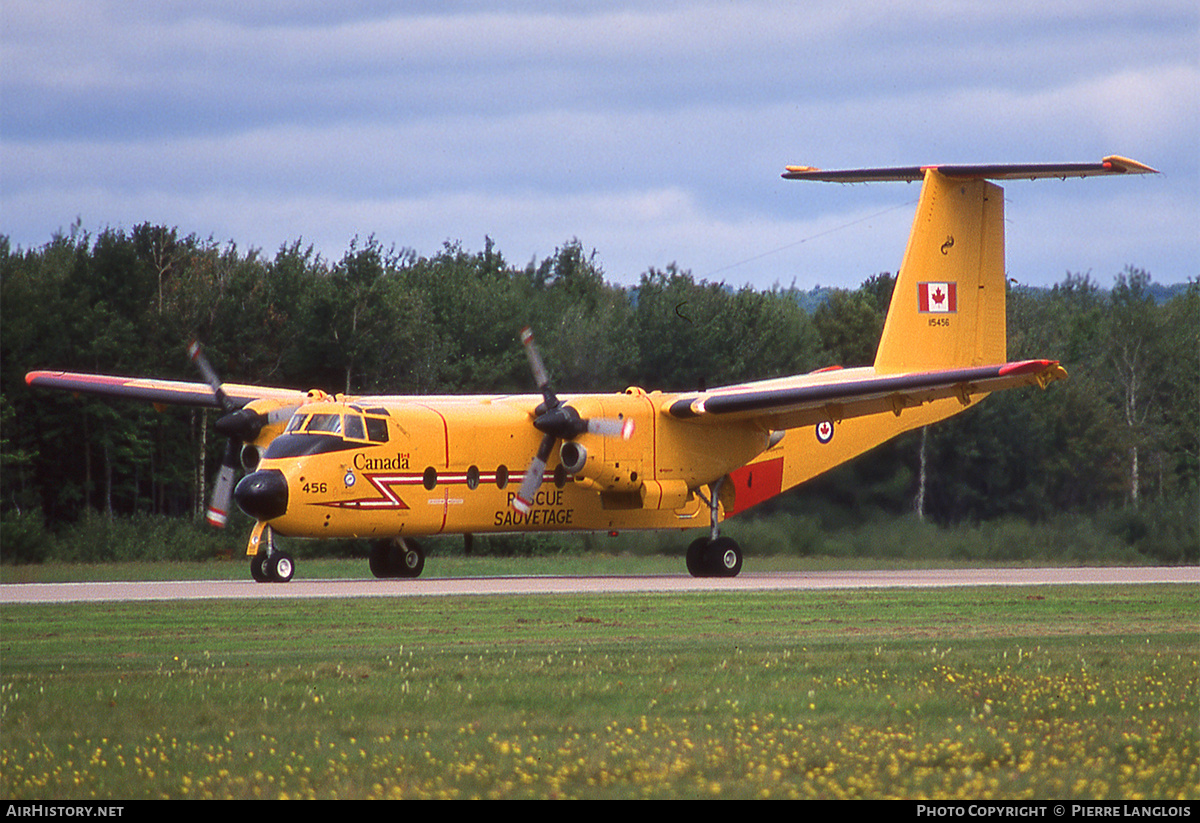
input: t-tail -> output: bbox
[783,156,1158,374]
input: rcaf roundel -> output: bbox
[815,420,834,444]
[918,281,957,313]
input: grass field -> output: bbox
[2,578,1197,799]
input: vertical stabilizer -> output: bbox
[782,156,1157,374]
[873,169,1006,374]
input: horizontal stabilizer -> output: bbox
[783,155,1158,182]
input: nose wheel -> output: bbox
[248,523,295,583]
[251,551,295,583]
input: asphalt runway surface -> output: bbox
[2,567,1195,604]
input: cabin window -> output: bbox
[423,467,437,490]
[496,465,509,489]
[285,414,309,433]
[466,465,480,490]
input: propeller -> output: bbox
[188,341,291,527]
[512,327,634,513]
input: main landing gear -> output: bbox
[369,537,426,579]
[249,525,295,583]
[687,478,743,578]
[686,535,743,577]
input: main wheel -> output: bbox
[686,537,711,577]
[370,538,425,578]
[706,536,742,578]
[369,540,392,578]
[393,539,425,578]
[267,551,295,583]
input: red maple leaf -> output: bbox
[932,287,945,305]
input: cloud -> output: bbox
[2,1,1196,290]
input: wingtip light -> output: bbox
[1102,155,1159,175]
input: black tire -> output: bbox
[706,537,742,578]
[686,537,711,577]
[250,553,271,583]
[267,551,295,583]
[368,540,393,578]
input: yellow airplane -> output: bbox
[25,156,1157,582]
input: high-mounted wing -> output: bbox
[26,367,311,528]
[24,371,307,409]
[666,360,1066,430]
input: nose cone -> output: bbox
[234,469,288,521]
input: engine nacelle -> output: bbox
[559,441,588,474]
[559,440,641,492]
[238,397,305,471]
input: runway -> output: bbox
[1,566,1195,604]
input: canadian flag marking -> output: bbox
[918,282,957,313]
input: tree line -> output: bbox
[1,225,1195,561]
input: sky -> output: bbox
[2,1,1197,292]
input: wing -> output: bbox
[24,370,308,409]
[665,360,1067,430]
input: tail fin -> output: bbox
[783,157,1158,374]
[874,169,1006,373]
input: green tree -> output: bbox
[521,240,637,391]
[1104,267,1167,506]
[1159,280,1199,493]
[811,286,886,367]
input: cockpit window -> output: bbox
[344,414,366,441]
[281,409,387,443]
[365,417,389,443]
[306,413,342,434]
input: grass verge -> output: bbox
[2,584,1196,799]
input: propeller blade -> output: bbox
[520,327,556,406]
[587,417,635,440]
[513,434,555,513]
[206,440,239,528]
[188,340,234,413]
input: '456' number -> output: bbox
[302,482,327,494]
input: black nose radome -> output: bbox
[234,469,288,521]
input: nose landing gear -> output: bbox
[248,524,294,583]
